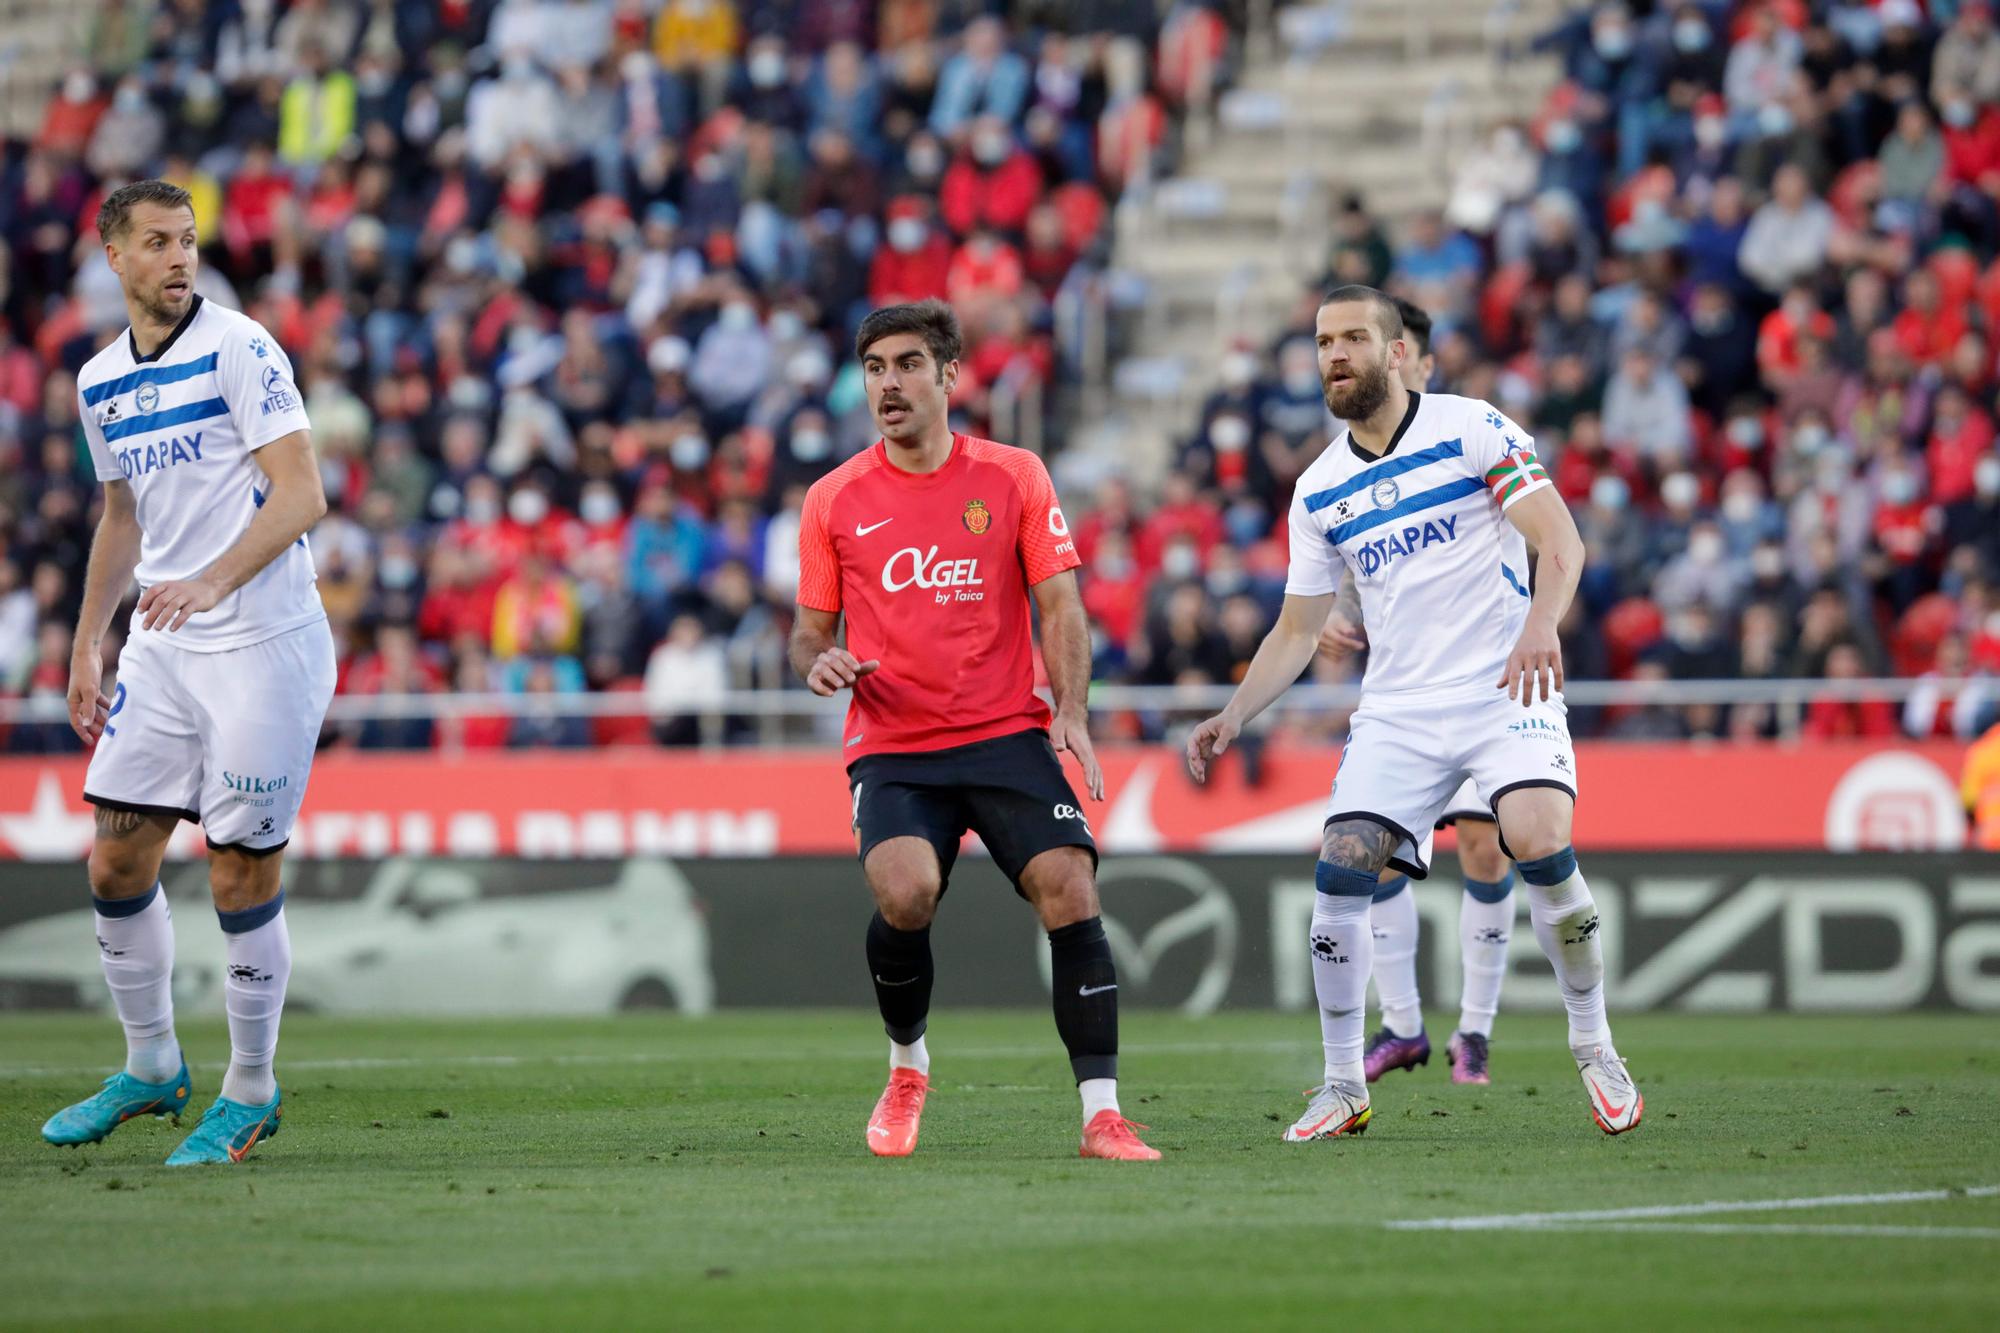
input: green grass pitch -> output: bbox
[3,1011,1997,1331]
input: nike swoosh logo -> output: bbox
[1587,1077,1627,1121]
[856,519,894,536]
[1078,983,1118,996]
[869,1125,890,1136]
[874,975,920,987]
[228,1109,277,1163]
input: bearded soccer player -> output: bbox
[1317,299,1520,1086]
[1189,285,1640,1142]
[41,180,333,1165]
[791,299,1158,1161]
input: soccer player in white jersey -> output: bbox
[40,180,333,1165]
[1188,285,1640,1141]
[1317,299,1519,1087]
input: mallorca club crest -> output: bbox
[962,498,992,535]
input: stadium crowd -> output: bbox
[0,0,1994,752]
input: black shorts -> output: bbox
[847,728,1097,892]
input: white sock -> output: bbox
[890,1035,930,1076]
[1310,879,1374,1087]
[1457,874,1515,1039]
[1079,1077,1119,1124]
[1369,879,1422,1037]
[219,895,291,1106]
[94,884,180,1083]
[1520,850,1612,1052]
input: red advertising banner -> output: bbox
[0,740,1974,861]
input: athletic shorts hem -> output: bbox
[1489,779,1577,861]
[1326,809,1429,881]
[1435,809,1497,829]
[82,792,199,824]
[205,836,290,858]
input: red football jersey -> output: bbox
[797,434,1080,758]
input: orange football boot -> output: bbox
[1079,1110,1161,1161]
[866,1068,928,1157]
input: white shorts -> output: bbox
[1436,777,1493,829]
[1327,688,1576,879]
[83,619,335,854]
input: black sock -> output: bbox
[1048,916,1118,1083]
[866,912,933,1045]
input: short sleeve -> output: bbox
[218,320,311,450]
[78,386,122,482]
[1466,402,1551,512]
[795,481,842,612]
[1283,484,1341,597]
[1010,452,1081,585]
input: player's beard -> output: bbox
[135,276,192,328]
[1323,354,1392,423]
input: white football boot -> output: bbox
[1574,1044,1643,1135]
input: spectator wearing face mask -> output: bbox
[1682,281,1758,417]
[1723,4,1802,127]
[733,34,806,132]
[1872,460,1942,609]
[1601,346,1693,463]
[689,298,773,425]
[940,117,1046,238]
[1932,1,2000,108]
[1925,386,1995,506]
[1937,89,2000,194]
[1576,473,1647,590]
[870,198,953,306]
[1739,164,1834,295]
[1942,454,2000,570]
[929,16,1030,136]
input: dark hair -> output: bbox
[97,179,195,243]
[1320,284,1405,345]
[1391,297,1433,358]
[855,299,962,378]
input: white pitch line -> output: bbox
[0,1038,1307,1080]
[1388,1185,2000,1231]
[1576,1222,2000,1241]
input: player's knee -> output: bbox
[1504,824,1568,865]
[206,849,283,914]
[1457,823,1511,883]
[871,874,941,930]
[86,841,156,899]
[1321,819,1397,874]
[1022,851,1098,930]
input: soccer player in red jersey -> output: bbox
[790,299,1158,1162]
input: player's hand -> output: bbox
[1498,615,1565,706]
[1050,706,1104,801]
[136,576,224,632]
[1185,712,1240,785]
[67,651,109,745]
[806,648,879,696]
[1317,611,1366,661]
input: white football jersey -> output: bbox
[1286,392,1554,701]
[78,296,323,653]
